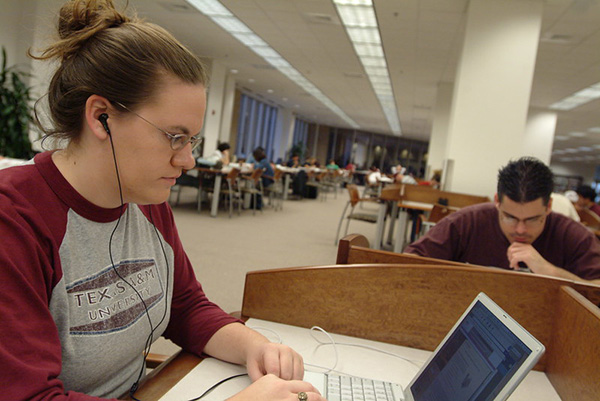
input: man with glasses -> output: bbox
[405,157,600,284]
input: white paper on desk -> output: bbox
[157,358,251,401]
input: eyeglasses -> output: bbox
[115,102,202,151]
[498,211,546,228]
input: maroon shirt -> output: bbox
[589,203,600,218]
[405,202,600,280]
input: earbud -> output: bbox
[99,113,110,135]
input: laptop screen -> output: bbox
[410,300,533,401]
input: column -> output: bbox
[218,70,237,145]
[274,107,295,162]
[523,109,557,164]
[444,0,543,198]
[202,60,227,156]
[427,82,453,179]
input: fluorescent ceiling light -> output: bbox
[361,57,387,67]
[334,0,401,134]
[336,6,377,27]
[212,16,252,33]
[550,81,600,110]
[569,131,587,137]
[186,0,358,129]
[346,27,381,44]
[354,43,385,58]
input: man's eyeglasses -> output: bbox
[498,211,546,228]
[115,102,202,151]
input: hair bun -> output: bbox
[57,0,132,40]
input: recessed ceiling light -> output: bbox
[549,81,600,111]
[248,78,255,83]
[267,89,274,94]
[569,131,587,137]
[578,146,593,152]
[554,135,569,141]
[588,127,600,134]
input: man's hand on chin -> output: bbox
[507,242,556,276]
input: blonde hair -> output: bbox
[31,0,208,140]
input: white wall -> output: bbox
[0,0,37,68]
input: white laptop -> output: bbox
[304,292,545,401]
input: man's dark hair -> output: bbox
[576,185,596,201]
[252,147,266,162]
[217,142,230,152]
[497,157,554,205]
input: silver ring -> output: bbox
[298,391,308,401]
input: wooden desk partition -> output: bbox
[336,234,600,308]
[546,286,600,400]
[242,263,577,372]
[241,264,600,401]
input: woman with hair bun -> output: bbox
[0,1,324,400]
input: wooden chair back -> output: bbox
[577,207,600,228]
[426,203,457,223]
[346,184,361,207]
[225,167,240,181]
[249,168,263,183]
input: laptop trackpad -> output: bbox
[304,370,326,396]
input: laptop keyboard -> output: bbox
[325,373,402,401]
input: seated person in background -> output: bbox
[326,159,339,170]
[418,170,442,189]
[392,164,417,185]
[287,153,301,168]
[405,157,600,284]
[303,157,320,169]
[550,192,580,221]
[252,147,274,209]
[575,184,600,218]
[366,165,382,186]
[197,142,230,168]
[246,146,262,165]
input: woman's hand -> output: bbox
[246,342,304,382]
[227,374,325,401]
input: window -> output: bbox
[235,94,278,161]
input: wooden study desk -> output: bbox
[128,261,599,400]
[194,167,225,217]
[374,184,489,252]
[140,319,561,401]
[240,264,600,400]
